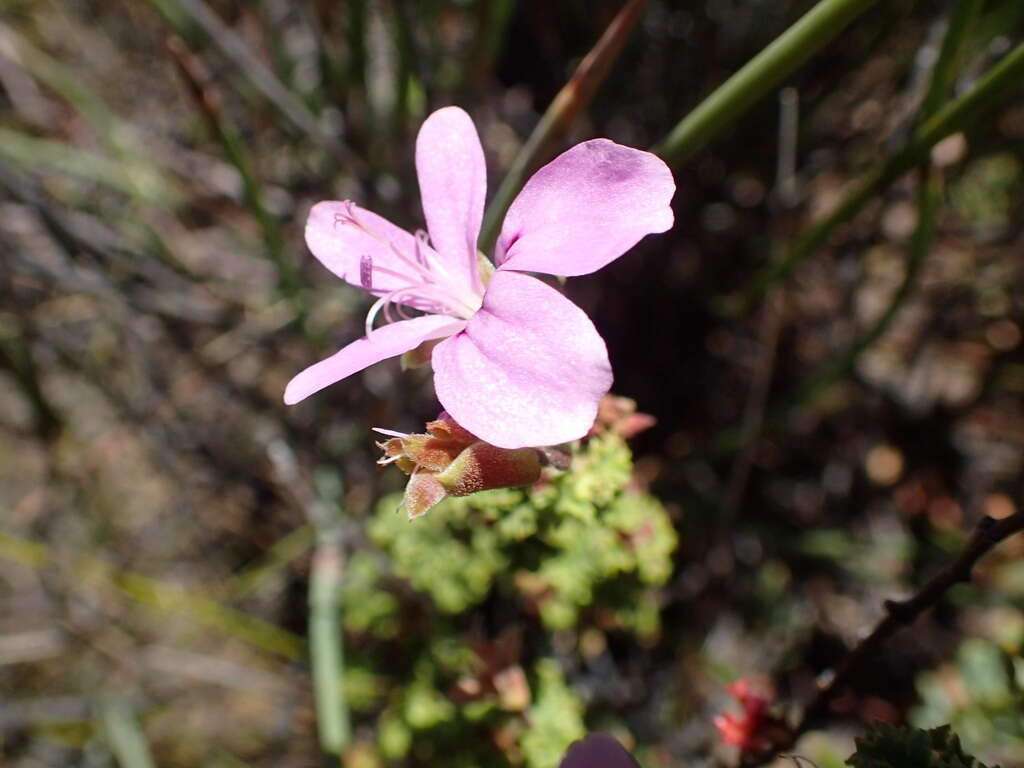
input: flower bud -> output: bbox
[377,417,476,474]
[376,416,544,519]
[436,441,542,497]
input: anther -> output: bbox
[414,230,432,268]
[359,255,373,290]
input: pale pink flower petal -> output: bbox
[415,106,487,289]
[496,139,674,277]
[289,108,676,451]
[305,201,441,295]
[283,315,465,405]
[560,734,639,768]
[432,271,612,449]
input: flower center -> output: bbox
[333,203,485,335]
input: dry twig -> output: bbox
[745,509,1024,767]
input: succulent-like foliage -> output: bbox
[341,432,676,765]
[370,432,676,630]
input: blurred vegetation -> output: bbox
[0,0,1023,767]
[846,723,996,768]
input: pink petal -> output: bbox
[283,315,465,405]
[560,734,639,768]
[305,201,441,294]
[415,107,486,289]
[496,139,674,277]
[432,271,611,449]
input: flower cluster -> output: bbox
[285,106,674,450]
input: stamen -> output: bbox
[414,230,431,268]
[387,240,437,285]
[364,281,475,337]
[333,202,437,285]
[364,295,389,337]
[365,263,424,288]
[332,201,484,326]
[359,254,373,290]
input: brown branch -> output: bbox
[746,509,1024,767]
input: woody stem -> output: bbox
[746,509,1024,768]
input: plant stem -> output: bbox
[734,38,1024,313]
[263,444,351,756]
[147,0,329,148]
[309,530,350,756]
[653,0,882,164]
[918,0,984,121]
[101,696,157,768]
[770,509,1024,763]
[741,11,992,765]
[479,0,650,250]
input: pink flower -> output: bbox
[284,107,674,449]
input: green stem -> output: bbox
[713,1,981,460]
[470,0,516,93]
[784,0,978,408]
[919,0,984,120]
[167,37,305,315]
[787,169,939,416]
[215,124,301,304]
[480,0,650,249]
[652,0,882,164]
[147,0,328,147]
[309,531,350,756]
[733,38,1024,312]
[101,697,157,768]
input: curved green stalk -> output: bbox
[783,169,939,419]
[733,39,1024,313]
[781,0,980,411]
[712,1,989,460]
[919,0,984,120]
[653,0,882,164]
[309,531,350,756]
[101,697,157,768]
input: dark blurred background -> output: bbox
[2,0,1023,766]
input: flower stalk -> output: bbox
[653,0,883,165]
